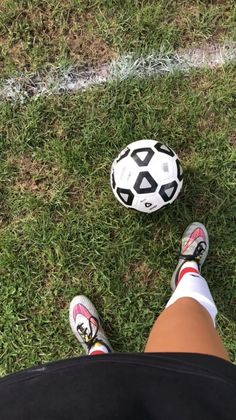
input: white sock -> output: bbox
[89,342,109,356]
[166,262,218,326]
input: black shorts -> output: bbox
[1,353,236,419]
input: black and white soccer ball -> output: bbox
[110,139,183,213]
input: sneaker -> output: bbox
[69,295,112,354]
[171,222,209,291]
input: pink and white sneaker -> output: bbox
[69,295,112,355]
[171,222,209,291]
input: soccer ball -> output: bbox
[110,139,183,213]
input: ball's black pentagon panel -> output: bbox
[154,142,175,157]
[111,171,116,189]
[134,171,158,194]
[159,180,178,202]
[116,147,130,163]
[131,148,154,166]
[176,159,183,181]
[116,188,134,206]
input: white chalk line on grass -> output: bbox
[1,43,236,103]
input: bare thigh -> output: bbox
[145,297,229,361]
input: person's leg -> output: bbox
[69,295,112,356]
[145,297,229,359]
[145,222,229,361]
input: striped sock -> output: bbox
[177,261,199,286]
[167,261,218,326]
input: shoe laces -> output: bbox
[77,315,99,350]
[180,240,207,263]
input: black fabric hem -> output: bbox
[1,352,236,386]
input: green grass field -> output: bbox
[0,1,236,376]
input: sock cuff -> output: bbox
[89,342,110,356]
[89,350,106,356]
[167,274,217,326]
[177,267,200,286]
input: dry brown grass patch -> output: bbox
[123,261,156,286]
[229,133,236,149]
[66,183,86,205]
[67,12,116,66]
[10,155,61,198]
[190,73,215,92]
[172,4,200,26]
[67,31,115,67]
[0,4,116,73]
[197,112,218,132]
[171,3,232,44]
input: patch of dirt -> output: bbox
[0,186,11,226]
[190,73,214,92]
[67,31,115,66]
[66,13,116,66]
[9,155,87,206]
[0,5,116,73]
[52,120,67,139]
[197,112,217,132]
[66,183,85,205]
[8,40,27,67]
[0,37,28,71]
[56,296,68,310]
[10,155,61,198]
[123,261,156,286]
[0,36,6,48]
[229,133,236,148]
[172,4,199,27]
